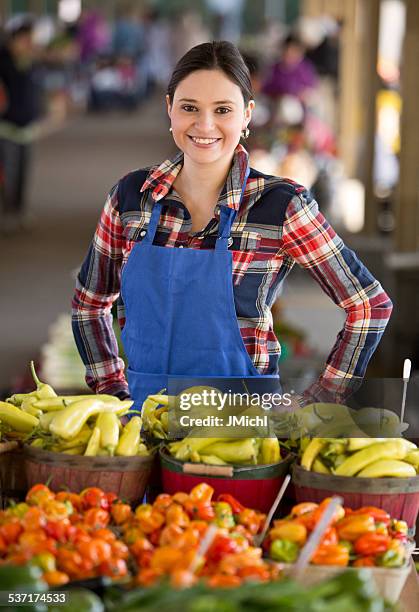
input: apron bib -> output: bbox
[121,171,280,409]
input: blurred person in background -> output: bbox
[112,2,145,61]
[142,8,172,93]
[77,9,110,68]
[262,34,318,103]
[0,16,43,234]
[206,0,244,43]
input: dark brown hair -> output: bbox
[167,41,253,105]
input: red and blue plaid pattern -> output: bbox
[72,145,392,398]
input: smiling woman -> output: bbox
[166,44,254,232]
[72,41,393,414]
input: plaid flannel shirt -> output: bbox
[72,144,393,400]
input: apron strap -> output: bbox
[216,165,249,252]
[215,206,237,252]
[142,200,162,245]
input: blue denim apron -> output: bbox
[120,171,279,409]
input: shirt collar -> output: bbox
[140,144,250,211]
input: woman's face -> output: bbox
[166,69,254,166]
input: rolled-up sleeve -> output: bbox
[71,183,129,396]
[281,188,393,401]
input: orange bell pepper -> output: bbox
[336,514,375,541]
[311,544,349,566]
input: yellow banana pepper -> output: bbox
[260,437,280,464]
[116,416,142,456]
[0,401,39,432]
[63,446,86,455]
[301,438,325,470]
[21,397,43,418]
[357,459,416,478]
[147,394,170,406]
[54,426,92,450]
[313,458,330,474]
[84,426,101,456]
[347,438,387,452]
[200,454,227,465]
[30,438,45,448]
[30,361,57,399]
[96,412,119,455]
[160,411,169,433]
[334,439,411,476]
[404,449,419,469]
[173,437,233,461]
[203,438,257,464]
[33,394,122,411]
[137,443,150,456]
[49,399,133,440]
[39,411,57,431]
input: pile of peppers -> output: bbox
[118,483,279,588]
[265,498,410,568]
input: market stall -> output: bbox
[0,366,418,611]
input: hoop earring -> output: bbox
[241,127,250,139]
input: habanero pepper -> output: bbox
[376,540,406,568]
[352,506,391,526]
[352,556,376,567]
[189,483,214,504]
[353,532,391,556]
[215,502,235,529]
[237,508,265,535]
[336,514,375,541]
[184,499,215,521]
[311,544,350,566]
[207,534,238,563]
[217,494,245,515]
[268,521,307,546]
[270,539,299,563]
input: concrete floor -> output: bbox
[0,94,341,392]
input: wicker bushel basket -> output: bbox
[292,463,419,529]
[23,445,155,506]
[0,442,27,506]
[160,446,293,513]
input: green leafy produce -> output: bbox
[104,570,395,612]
